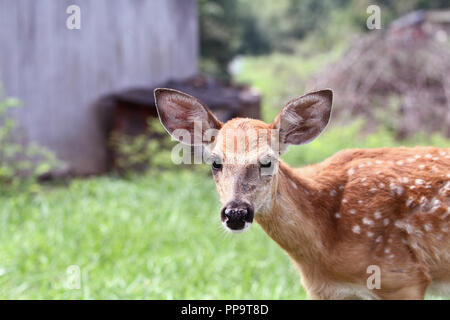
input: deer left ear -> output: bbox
[271,89,332,150]
[154,88,223,146]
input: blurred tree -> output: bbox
[199,0,450,79]
[199,0,272,80]
[199,0,241,80]
[285,0,350,38]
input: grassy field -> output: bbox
[0,171,306,299]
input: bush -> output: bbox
[109,118,209,176]
[0,91,60,193]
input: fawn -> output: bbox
[154,88,450,300]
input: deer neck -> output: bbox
[255,161,334,264]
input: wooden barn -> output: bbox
[0,0,199,175]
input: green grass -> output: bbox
[0,171,305,299]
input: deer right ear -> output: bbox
[154,88,223,146]
[271,89,332,152]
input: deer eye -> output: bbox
[212,161,222,171]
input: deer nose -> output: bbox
[221,200,254,231]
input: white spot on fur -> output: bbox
[441,208,450,220]
[415,179,425,185]
[375,235,382,243]
[349,209,356,215]
[374,211,382,219]
[395,220,414,234]
[335,212,341,219]
[367,231,374,238]
[420,196,428,207]
[390,183,403,196]
[384,218,390,226]
[406,197,414,207]
[363,217,374,226]
[348,168,355,176]
[429,198,441,213]
[424,223,433,232]
[352,225,361,234]
[330,189,337,196]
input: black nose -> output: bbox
[221,200,254,230]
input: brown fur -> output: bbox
[256,146,449,299]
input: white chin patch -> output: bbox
[222,221,252,233]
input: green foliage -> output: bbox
[110,118,209,176]
[109,118,176,175]
[282,120,450,167]
[200,0,450,79]
[235,48,344,122]
[0,171,306,299]
[199,0,361,78]
[0,92,60,194]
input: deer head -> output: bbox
[155,88,332,233]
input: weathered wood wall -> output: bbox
[0,0,198,174]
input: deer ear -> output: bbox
[154,88,223,146]
[271,89,332,150]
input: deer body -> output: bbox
[258,147,450,299]
[155,88,450,299]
